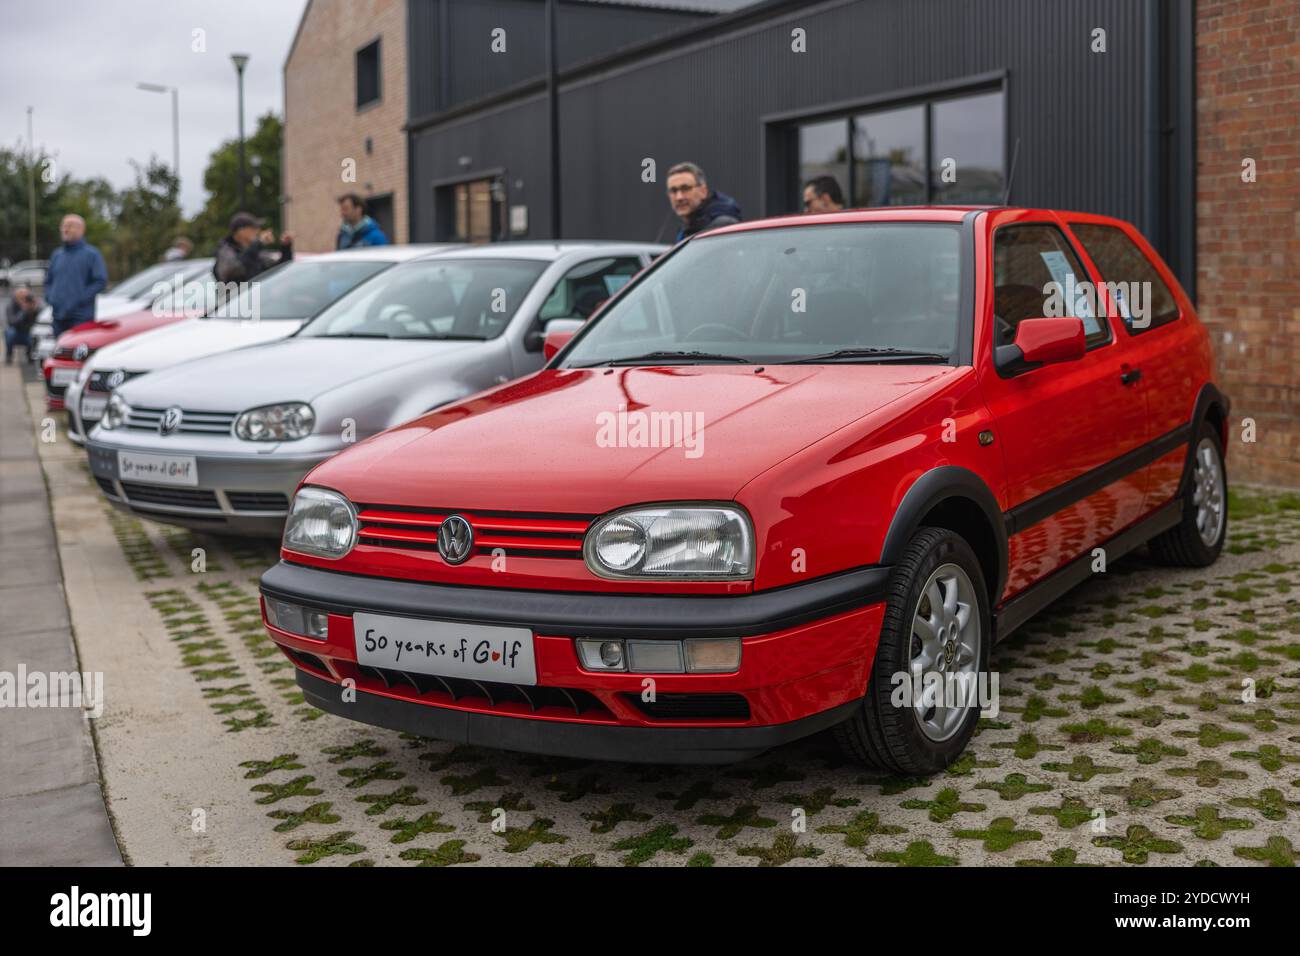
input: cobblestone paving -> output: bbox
[44,422,1300,865]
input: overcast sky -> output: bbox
[0,0,307,216]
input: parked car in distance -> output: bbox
[258,207,1229,771]
[87,242,664,536]
[43,259,215,412]
[68,246,452,443]
[6,259,48,288]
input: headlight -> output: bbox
[584,506,753,579]
[100,393,129,430]
[235,402,315,441]
[282,487,357,559]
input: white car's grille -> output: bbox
[125,406,238,435]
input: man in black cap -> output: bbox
[214,212,293,283]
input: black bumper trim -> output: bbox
[260,561,891,639]
[297,670,861,764]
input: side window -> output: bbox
[538,257,642,322]
[992,224,1110,350]
[1070,223,1180,333]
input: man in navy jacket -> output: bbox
[45,214,108,337]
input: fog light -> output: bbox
[265,598,329,640]
[626,640,684,673]
[577,639,626,671]
[685,638,741,673]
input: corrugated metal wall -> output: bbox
[409,0,1194,286]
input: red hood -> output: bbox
[56,308,185,350]
[307,364,956,514]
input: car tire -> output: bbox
[834,526,991,775]
[1148,422,1227,568]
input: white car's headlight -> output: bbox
[100,393,130,430]
[584,506,753,580]
[282,487,357,559]
[235,402,315,441]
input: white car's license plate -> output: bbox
[116,451,198,487]
[353,612,536,685]
[50,367,77,386]
[81,395,108,420]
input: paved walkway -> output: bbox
[0,360,121,866]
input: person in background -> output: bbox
[214,212,293,283]
[336,193,389,249]
[162,236,194,261]
[666,162,742,241]
[803,175,845,213]
[5,286,40,365]
[45,214,108,337]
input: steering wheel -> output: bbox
[683,323,749,343]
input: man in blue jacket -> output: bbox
[336,193,389,249]
[45,214,108,337]
[666,162,742,242]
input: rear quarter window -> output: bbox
[1070,223,1181,333]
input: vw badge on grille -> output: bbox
[106,369,126,389]
[159,406,184,436]
[437,514,474,564]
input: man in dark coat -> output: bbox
[214,212,294,284]
[666,162,742,242]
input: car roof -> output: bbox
[311,243,465,263]
[703,206,1133,238]
[414,241,667,262]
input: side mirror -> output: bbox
[539,318,583,361]
[995,316,1086,376]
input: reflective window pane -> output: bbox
[852,106,926,206]
[931,91,1005,203]
[799,119,849,209]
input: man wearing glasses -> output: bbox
[666,162,742,242]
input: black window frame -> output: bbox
[1068,223,1183,336]
[990,221,1114,365]
[355,38,382,111]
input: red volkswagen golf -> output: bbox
[260,207,1228,772]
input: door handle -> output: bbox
[1120,367,1142,386]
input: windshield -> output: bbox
[110,262,186,300]
[297,258,547,340]
[206,259,392,321]
[559,223,963,366]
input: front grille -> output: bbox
[354,664,610,718]
[288,650,331,675]
[626,692,752,721]
[121,481,220,510]
[125,405,238,435]
[88,369,143,392]
[94,476,118,497]
[354,504,592,559]
[226,491,290,512]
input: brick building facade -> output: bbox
[1196,0,1300,488]
[283,0,409,251]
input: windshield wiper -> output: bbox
[578,350,755,368]
[786,347,950,364]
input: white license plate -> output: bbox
[353,612,536,685]
[116,451,198,487]
[81,395,108,420]
[50,367,78,386]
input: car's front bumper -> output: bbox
[259,560,892,763]
[43,358,80,410]
[86,436,333,537]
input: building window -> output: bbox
[447,177,506,243]
[793,87,1004,208]
[356,39,381,109]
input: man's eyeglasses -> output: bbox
[666,184,699,195]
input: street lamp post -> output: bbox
[136,83,180,182]
[231,53,250,212]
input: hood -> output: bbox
[309,363,955,514]
[85,315,306,375]
[56,309,181,350]
[117,336,480,410]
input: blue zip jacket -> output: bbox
[45,239,108,324]
[336,215,389,249]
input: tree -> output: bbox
[107,159,181,278]
[187,112,284,254]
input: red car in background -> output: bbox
[260,207,1229,772]
[43,258,214,410]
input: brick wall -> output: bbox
[1196,0,1300,487]
[283,0,408,251]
